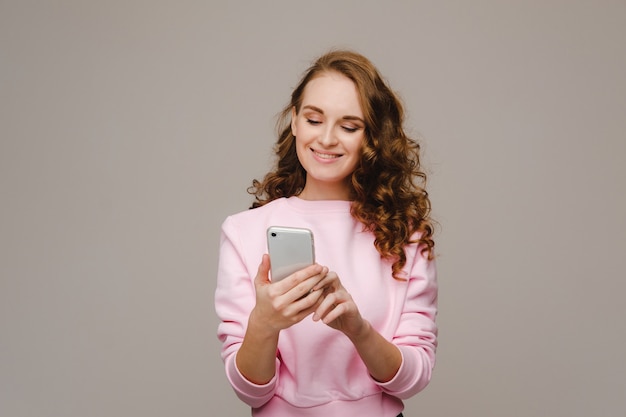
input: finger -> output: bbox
[270,266,325,309]
[312,270,337,291]
[279,263,325,290]
[321,302,345,324]
[282,288,325,319]
[255,254,271,286]
[313,292,339,322]
[293,287,325,312]
[290,271,328,302]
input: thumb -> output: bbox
[255,254,271,286]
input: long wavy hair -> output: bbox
[249,50,434,279]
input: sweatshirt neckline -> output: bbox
[285,196,353,212]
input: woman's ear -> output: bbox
[290,107,297,136]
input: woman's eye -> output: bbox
[306,119,321,125]
[342,126,359,133]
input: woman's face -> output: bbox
[291,71,365,200]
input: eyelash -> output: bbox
[306,119,360,133]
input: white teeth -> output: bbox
[313,150,340,159]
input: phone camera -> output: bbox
[271,232,277,237]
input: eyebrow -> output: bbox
[302,105,365,123]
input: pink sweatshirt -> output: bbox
[215,197,438,416]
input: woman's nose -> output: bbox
[318,126,338,146]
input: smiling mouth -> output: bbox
[312,149,341,159]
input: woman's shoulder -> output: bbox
[223,197,289,225]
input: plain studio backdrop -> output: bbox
[1,1,625,416]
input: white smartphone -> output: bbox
[267,226,315,282]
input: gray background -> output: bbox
[2,1,625,416]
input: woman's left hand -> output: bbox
[312,270,403,383]
[311,271,367,339]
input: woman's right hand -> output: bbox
[236,254,327,384]
[250,254,328,333]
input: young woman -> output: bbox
[215,50,437,417]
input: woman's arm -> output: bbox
[216,218,329,406]
[311,274,401,382]
[226,253,329,385]
[312,247,437,395]
[346,319,403,382]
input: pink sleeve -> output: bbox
[215,216,278,407]
[376,248,438,398]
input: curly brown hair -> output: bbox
[249,50,434,279]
